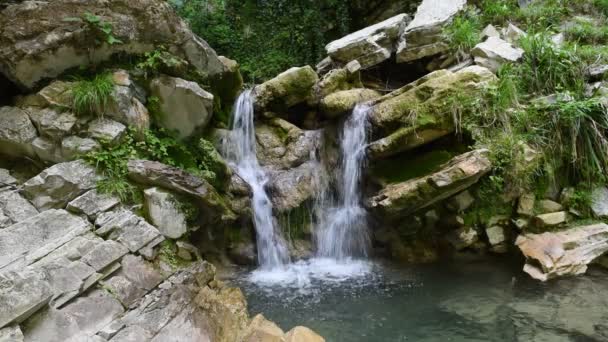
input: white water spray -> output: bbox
[224,90,289,269]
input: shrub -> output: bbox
[71,72,114,116]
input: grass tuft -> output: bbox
[72,72,114,116]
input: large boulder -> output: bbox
[0,0,227,90]
[22,160,100,211]
[471,37,524,73]
[516,223,608,281]
[396,0,467,63]
[367,66,496,159]
[366,149,492,219]
[150,75,214,139]
[0,106,37,158]
[314,63,363,100]
[267,161,324,213]
[103,71,151,133]
[320,88,382,118]
[324,14,409,69]
[253,66,319,111]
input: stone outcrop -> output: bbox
[366,149,492,218]
[143,187,189,239]
[150,75,214,140]
[87,118,127,145]
[0,189,38,229]
[367,66,496,159]
[516,223,608,281]
[27,108,77,142]
[471,37,524,73]
[320,88,382,117]
[268,161,324,213]
[0,106,37,158]
[396,0,467,63]
[0,0,228,90]
[255,119,321,170]
[324,14,409,69]
[314,62,363,100]
[253,66,319,110]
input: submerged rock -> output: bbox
[366,149,492,218]
[253,66,319,111]
[516,223,608,281]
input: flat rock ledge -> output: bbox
[516,223,608,281]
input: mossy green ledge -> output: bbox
[367,66,496,159]
[366,149,492,219]
[252,66,319,111]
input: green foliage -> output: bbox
[595,0,608,16]
[64,12,123,45]
[480,0,518,25]
[563,186,594,217]
[565,19,608,45]
[71,72,114,116]
[443,8,482,56]
[172,0,351,82]
[158,240,191,268]
[136,49,184,79]
[516,0,570,31]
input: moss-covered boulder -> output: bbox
[366,149,492,219]
[367,66,496,159]
[253,66,319,111]
[314,64,363,101]
[320,88,381,118]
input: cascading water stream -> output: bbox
[315,103,371,260]
[223,90,289,269]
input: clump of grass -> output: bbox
[565,19,608,45]
[443,8,482,57]
[595,0,608,16]
[516,0,570,31]
[480,0,518,25]
[72,72,114,116]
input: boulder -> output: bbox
[367,66,496,159]
[590,186,608,218]
[538,199,563,214]
[195,286,249,342]
[143,187,189,239]
[0,270,52,329]
[27,108,77,141]
[503,23,527,45]
[268,161,323,213]
[446,227,479,250]
[0,169,16,188]
[320,89,381,118]
[87,118,126,144]
[0,106,37,158]
[396,0,467,63]
[0,190,38,229]
[94,208,163,253]
[325,14,409,69]
[127,159,236,222]
[285,326,325,342]
[0,0,227,90]
[446,190,475,212]
[485,226,507,253]
[150,75,214,139]
[517,193,535,217]
[471,37,524,73]
[17,80,74,109]
[533,211,568,228]
[516,223,608,281]
[22,160,99,211]
[213,56,244,106]
[61,136,101,160]
[31,137,65,163]
[253,66,319,111]
[366,149,492,218]
[66,189,120,220]
[103,72,150,133]
[255,119,321,170]
[241,314,285,342]
[481,25,501,39]
[314,65,363,101]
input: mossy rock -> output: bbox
[320,88,381,118]
[253,66,319,111]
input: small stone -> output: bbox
[591,187,608,218]
[472,37,524,73]
[503,23,527,44]
[88,118,126,144]
[176,241,199,261]
[538,199,563,214]
[481,24,501,39]
[513,218,529,230]
[517,193,535,217]
[533,211,568,228]
[81,240,129,272]
[61,136,100,160]
[447,227,479,251]
[67,190,120,220]
[446,190,475,212]
[486,226,506,246]
[345,60,361,75]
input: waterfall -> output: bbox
[315,103,371,259]
[224,90,290,269]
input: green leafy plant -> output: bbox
[71,72,114,116]
[64,12,123,45]
[443,8,482,57]
[480,0,518,25]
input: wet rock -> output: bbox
[88,118,127,144]
[590,186,608,218]
[255,119,321,170]
[127,160,236,222]
[314,65,363,101]
[396,0,467,63]
[472,37,524,73]
[367,150,492,218]
[446,227,479,251]
[242,314,285,342]
[367,66,495,159]
[144,187,189,239]
[253,66,318,111]
[325,14,409,69]
[320,88,381,118]
[67,189,120,220]
[0,190,38,229]
[516,223,608,281]
[0,270,52,329]
[0,0,226,90]
[285,326,326,342]
[150,75,214,139]
[268,161,323,213]
[532,211,568,229]
[61,136,101,161]
[27,108,77,142]
[0,106,37,158]
[22,160,99,211]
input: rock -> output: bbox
[229,242,257,266]
[214,56,244,106]
[551,32,566,47]
[481,24,501,39]
[591,186,608,218]
[396,0,467,63]
[31,137,64,163]
[366,149,492,218]
[538,199,563,214]
[0,190,38,229]
[17,80,74,109]
[22,160,99,211]
[485,226,507,253]
[285,326,325,342]
[516,223,608,281]
[367,66,496,159]
[127,160,236,222]
[0,0,227,90]
[242,314,285,342]
[195,286,249,342]
[533,211,568,228]
[325,14,409,69]
[0,270,52,329]
[121,255,164,291]
[27,108,76,141]
[314,67,363,101]
[503,23,527,45]
[517,193,535,217]
[320,89,381,117]
[588,65,608,81]
[268,161,324,213]
[0,209,91,270]
[472,37,524,73]
[446,227,479,250]
[0,106,37,158]
[446,190,475,212]
[88,118,127,144]
[143,187,189,239]
[66,189,120,220]
[104,76,150,133]
[99,211,162,253]
[150,75,214,139]
[0,325,23,341]
[253,66,319,110]
[61,136,101,160]
[0,169,16,188]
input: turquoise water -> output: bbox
[236,256,608,341]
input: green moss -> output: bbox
[278,204,312,241]
[158,240,192,269]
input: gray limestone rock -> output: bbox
[67,190,120,220]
